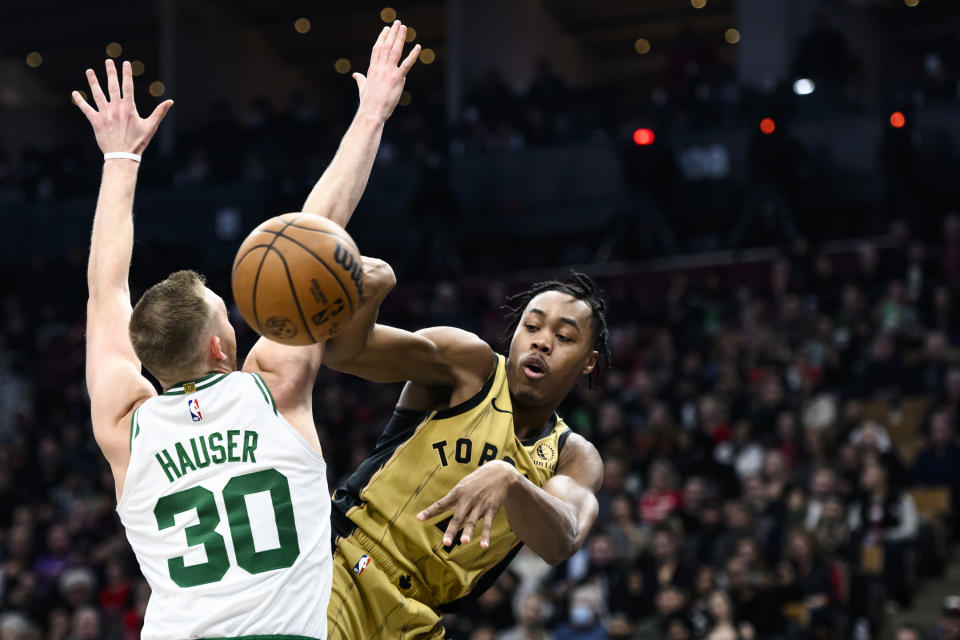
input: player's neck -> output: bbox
[511,403,557,441]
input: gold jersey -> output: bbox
[331,354,571,609]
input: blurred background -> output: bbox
[1,0,960,638]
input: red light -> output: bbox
[632,128,655,146]
[760,118,776,135]
[890,111,906,128]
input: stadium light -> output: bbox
[294,18,311,34]
[793,78,815,95]
[633,128,655,146]
[760,118,775,135]
[890,111,906,128]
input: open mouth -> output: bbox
[521,357,547,380]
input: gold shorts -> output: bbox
[327,534,445,640]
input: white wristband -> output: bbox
[104,152,142,163]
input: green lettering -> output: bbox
[155,449,181,483]
[242,431,258,463]
[227,430,241,462]
[209,432,226,464]
[191,437,211,468]
[175,442,197,474]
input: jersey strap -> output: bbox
[249,372,278,415]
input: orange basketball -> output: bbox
[231,213,363,346]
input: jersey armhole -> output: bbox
[557,427,572,457]
[249,372,279,415]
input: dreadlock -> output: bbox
[501,271,610,388]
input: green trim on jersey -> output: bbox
[164,372,229,396]
[250,372,278,415]
[200,635,322,640]
[128,408,141,452]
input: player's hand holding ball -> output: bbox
[72,59,173,156]
[353,20,421,121]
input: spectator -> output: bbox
[637,525,695,613]
[704,590,755,640]
[499,591,553,640]
[641,460,683,525]
[553,585,606,640]
[68,606,100,640]
[606,493,649,563]
[714,421,764,480]
[934,596,960,640]
[912,409,960,491]
[805,467,839,530]
[896,622,925,640]
[849,460,918,608]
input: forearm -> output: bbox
[503,474,586,565]
[87,159,139,298]
[301,109,385,227]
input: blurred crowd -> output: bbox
[2,12,959,210]
[3,212,960,640]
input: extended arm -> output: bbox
[244,21,419,436]
[417,433,603,565]
[300,20,419,226]
[75,60,173,468]
[323,324,494,388]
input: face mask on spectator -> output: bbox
[570,604,594,627]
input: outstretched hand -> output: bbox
[72,59,173,156]
[354,20,421,122]
[417,461,520,550]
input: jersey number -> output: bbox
[153,468,300,587]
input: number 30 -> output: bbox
[153,468,300,587]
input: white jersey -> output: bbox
[117,371,331,640]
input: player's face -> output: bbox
[205,288,237,371]
[506,291,598,410]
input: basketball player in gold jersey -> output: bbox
[322,273,608,638]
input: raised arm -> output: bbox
[75,60,173,471]
[301,20,420,226]
[243,22,419,438]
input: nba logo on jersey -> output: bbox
[353,555,371,576]
[188,398,202,422]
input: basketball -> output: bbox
[231,213,363,346]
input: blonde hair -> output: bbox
[129,270,212,382]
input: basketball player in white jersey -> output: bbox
[74,22,419,639]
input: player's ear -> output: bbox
[581,350,598,377]
[209,335,227,362]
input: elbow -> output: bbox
[542,536,579,566]
[360,258,396,305]
[543,514,582,566]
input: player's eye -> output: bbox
[524,323,538,332]
[557,334,573,343]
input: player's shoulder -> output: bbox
[556,431,603,491]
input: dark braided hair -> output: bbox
[501,271,610,388]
